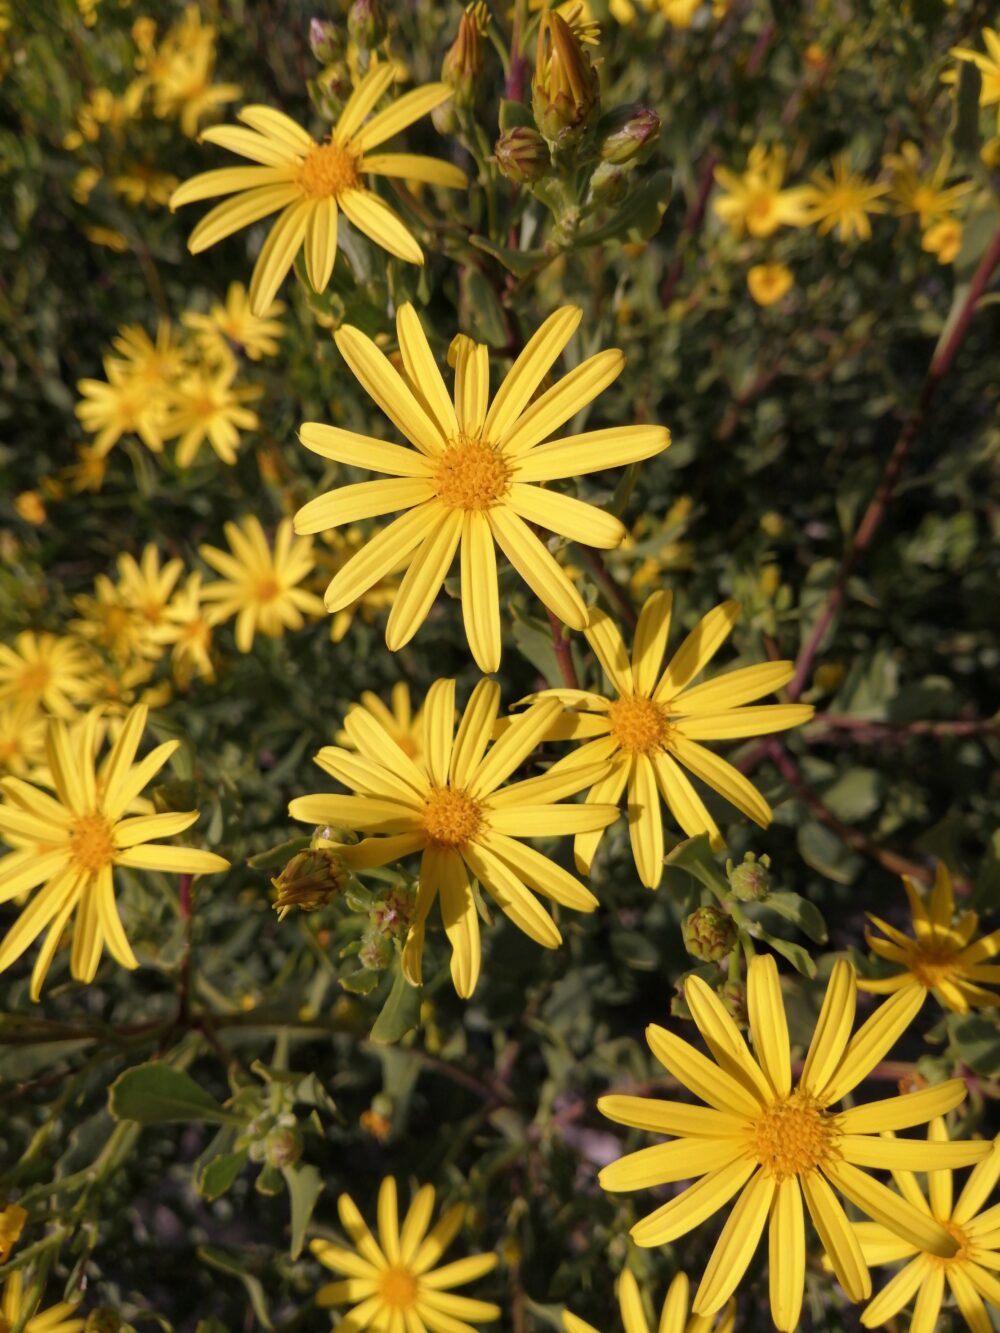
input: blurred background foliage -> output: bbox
[1,0,999,1328]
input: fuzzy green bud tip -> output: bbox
[495,127,551,184]
[682,906,738,961]
[308,18,343,64]
[347,0,385,49]
[271,847,347,915]
[728,855,771,902]
[264,1123,303,1168]
[358,929,394,971]
[588,161,628,206]
[601,108,661,164]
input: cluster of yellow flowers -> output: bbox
[73,283,280,468]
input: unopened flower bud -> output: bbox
[264,1122,303,1168]
[719,980,748,1027]
[308,18,344,64]
[495,127,551,184]
[600,107,661,164]
[271,847,347,917]
[358,928,394,971]
[728,853,771,902]
[370,887,414,940]
[682,906,738,962]
[441,1,490,108]
[85,1311,123,1333]
[310,63,353,120]
[347,0,386,49]
[532,9,600,143]
[588,161,628,205]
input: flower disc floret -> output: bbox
[422,786,484,846]
[751,1091,833,1181]
[295,141,360,197]
[607,695,670,754]
[434,436,512,510]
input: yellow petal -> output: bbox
[747,953,791,1096]
[170,166,294,207]
[630,1158,756,1248]
[0,867,80,974]
[363,153,467,189]
[304,195,338,292]
[453,337,489,436]
[384,511,463,651]
[654,602,740,703]
[462,842,561,949]
[487,507,589,629]
[645,1023,762,1118]
[422,679,456,788]
[449,680,502,790]
[507,483,625,550]
[295,478,434,534]
[200,124,297,166]
[434,848,480,999]
[483,306,582,443]
[673,704,815,741]
[188,184,302,254]
[800,1170,871,1302]
[799,958,856,1096]
[859,1256,932,1330]
[237,104,314,150]
[670,735,772,827]
[768,1177,806,1332]
[478,830,597,912]
[114,845,229,874]
[512,425,670,483]
[396,303,459,438]
[616,1269,648,1333]
[500,350,625,456]
[684,972,772,1103]
[399,1184,436,1264]
[334,324,443,455]
[693,1169,774,1315]
[339,188,423,263]
[351,82,454,153]
[650,751,722,849]
[837,1079,967,1134]
[468,697,563,798]
[597,1094,745,1138]
[819,983,925,1106]
[298,422,432,477]
[323,503,439,611]
[839,1133,990,1172]
[377,1175,401,1263]
[631,590,672,697]
[334,63,397,144]
[673,661,795,713]
[600,1138,742,1191]
[585,607,634,695]
[460,512,501,673]
[248,199,312,314]
[822,1159,958,1258]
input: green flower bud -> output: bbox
[719,980,748,1027]
[440,1,490,109]
[532,10,600,143]
[358,928,393,971]
[682,906,738,962]
[310,64,352,121]
[728,853,771,902]
[264,1122,303,1169]
[600,108,661,164]
[271,847,347,917]
[495,127,551,184]
[347,0,386,49]
[308,18,344,64]
[588,161,629,206]
[370,887,414,940]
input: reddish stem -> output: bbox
[546,608,579,689]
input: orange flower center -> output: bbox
[607,695,669,755]
[751,1091,835,1181]
[378,1264,419,1309]
[434,436,512,511]
[929,1218,970,1267]
[254,574,282,604]
[69,812,116,873]
[747,191,778,222]
[909,945,961,990]
[422,786,484,847]
[296,141,360,199]
[17,661,51,697]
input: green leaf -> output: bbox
[663,835,730,896]
[498,98,534,131]
[197,1248,273,1330]
[947,1014,1000,1077]
[950,60,982,162]
[283,1162,324,1259]
[199,1150,249,1201]
[760,933,817,978]
[578,170,672,247]
[246,836,312,870]
[469,235,547,277]
[109,1064,242,1126]
[370,962,421,1045]
[341,966,381,995]
[761,892,828,945]
[463,268,509,347]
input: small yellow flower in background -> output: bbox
[802,153,889,242]
[564,1268,734,1333]
[311,1176,500,1330]
[853,1119,1000,1330]
[0,1202,26,1261]
[317,526,403,643]
[295,303,670,672]
[110,164,179,208]
[116,545,185,632]
[170,65,467,313]
[712,144,811,238]
[70,575,150,666]
[622,504,695,602]
[62,445,109,495]
[162,356,260,467]
[0,1271,84,1333]
[290,679,618,997]
[75,358,168,457]
[71,165,101,204]
[14,491,46,525]
[108,321,187,391]
[943,28,1000,130]
[0,703,47,779]
[133,5,241,137]
[82,225,130,252]
[658,0,702,28]
[859,862,1000,1012]
[746,262,793,306]
[335,681,425,761]
[182,282,286,362]
[521,593,812,888]
[198,516,325,652]
[922,217,963,265]
[0,704,229,1000]
[598,955,990,1331]
[147,573,216,688]
[883,142,974,229]
[0,632,97,719]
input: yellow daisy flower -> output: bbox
[0,632,97,719]
[199,516,325,652]
[712,145,811,238]
[0,704,229,1000]
[854,1119,1000,1331]
[922,217,963,265]
[522,593,813,888]
[335,682,425,761]
[70,576,151,666]
[564,1268,733,1333]
[0,1271,84,1333]
[943,28,1000,130]
[147,573,216,688]
[311,1175,499,1331]
[151,28,241,138]
[107,320,187,388]
[0,1203,26,1261]
[802,153,889,242]
[75,358,168,457]
[294,303,671,672]
[182,282,286,362]
[746,263,793,307]
[116,544,185,632]
[598,955,990,1331]
[883,142,974,228]
[858,862,1000,1013]
[170,65,467,313]
[0,702,47,779]
[162,356,261,467]
[61,444,109,494]
[289,678,618,997]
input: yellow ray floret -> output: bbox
[519,591,813,887]
[563,1267,734,1333]
[289,678,619,998]
[170,65,467,312]
[859,861,1000,1013]
[0,1271,84,1333]
[0,705,228,1000]
[311,1175,499,1333]
[294,303,671,671]
[598,954,991,1332]
[850,1119,1000,1331]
